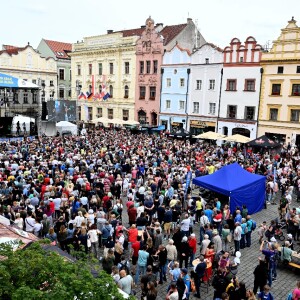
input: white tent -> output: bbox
[56,121,77,135]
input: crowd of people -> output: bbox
[0,128,300,300]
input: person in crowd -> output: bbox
[253,257,268,294]
[118,269,134,296]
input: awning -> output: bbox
[0,73,39,88]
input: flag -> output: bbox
[83,104,89,121]
[103,93,110,101]
[78,92,87,100]
[87,93,93,100]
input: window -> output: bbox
[50,80,54,87]
[209,103,216,115]
[153,60,158,74]
[88,85,92,94]
[227,79,237,91]
[139,86,146,99]
[69,70,71,81]
[166,78,171,87]
[140,61,144,74]
[291,109,300,122]
[32,79,36,84]
[59,69,65,80]
[88,64,92,75]
[109,85,113,97]
[32,92,37,104]
[245,79,255,91]
[23,92,28,104]
[99,85,102,93]
[277,66,284,74]
[41,80,45,87]
[77,65,81,76]
[193,102,199,114]
[269,108,278,121]
[108,108,113,119]
[149,86,156,100]
[109,63,114,74]
[146,61,151,74]
[196,80,202,90]
[209,79,215,90]
[240,57,244,63]
[292,84,300,96]
[180,78,185,87]
[271,84,281,95]
[68,89,71,97]
[227,105,237,118]
[98,63,103,75]
[166,100,171,109]
[245,106,255,120]
[205,58,209,64]
[59,88,64,99]
[297,66,300,73]
[97,107,102,117]
[88,107,93,121]
[124,62,130,74]
[123,109,129,121]
[179,101,185,110]
[124,85,129,98]
[78,106,81,120]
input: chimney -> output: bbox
[187,18,193,23]
[141,25,146,29]
[107,30,113,34]
[156,23,163,27]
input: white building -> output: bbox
[188,43,223,135]
[217,37,263,139]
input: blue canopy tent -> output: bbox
[192,163,266,214]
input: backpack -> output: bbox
[119,260,130,274]
[251,220,257,231]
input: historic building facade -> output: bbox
[37,39,72,100]
[258,18,300,145]
[217,37,263,139]
[70,29,142,122]
[0,44,57,118]
[136,17,206,125]
[187,43,223,135]
[159,45,191,131]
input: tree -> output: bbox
[0,241,130,300]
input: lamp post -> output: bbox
[37,79,45,137]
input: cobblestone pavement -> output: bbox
[105,191,300,300]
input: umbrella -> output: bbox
[112,118,126,125]
[223,134,251,143]
[247,135,281,148]
[195,131,226,140]
[91,117,111,124]
[123,120,140,125]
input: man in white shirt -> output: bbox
[53,197,62,219]
[25,212,36,233]
[180,214,190,237]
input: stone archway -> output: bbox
[138,109,147,124]
[150,111,157,125]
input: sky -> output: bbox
[2,0,300,49]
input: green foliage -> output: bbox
[0,242,126,300]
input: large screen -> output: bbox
[47,100,77,122]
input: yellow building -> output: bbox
[70,28,143,123]
[258,17,300,145]
[0,44,57,118]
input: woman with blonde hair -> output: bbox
[74,211,85,228]
[46,227,57,245]
[14,213,23,229]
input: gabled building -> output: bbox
[258,17,300,145]
[0,44,57,119]
[159,44,191,131]
[188,43,223,135]
[217,37,263,139]
[136,17,206,125]
[37,39,72,100]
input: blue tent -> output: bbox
[192,163,266,214]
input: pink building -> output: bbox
[135,17,206,125]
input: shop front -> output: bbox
[189,119,216,135]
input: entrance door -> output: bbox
[138,110,147,124]
[232,127,250,137]
[151,112,157,125]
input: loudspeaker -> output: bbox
[42,102,48,120]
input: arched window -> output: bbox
[109,85,113,98]
[124,85,129,98]
[99,85,102,94]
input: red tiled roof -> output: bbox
[160,23,187,46]
[44,39,72,59]
[116,27,145,37]
[0,45,26,56]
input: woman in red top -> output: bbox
[188,233,197,267]
[127,205,137,226]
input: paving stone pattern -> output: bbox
[102,191,300,300]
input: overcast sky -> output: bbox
[2,0,299,49]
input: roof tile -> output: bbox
[44,39,72,59]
